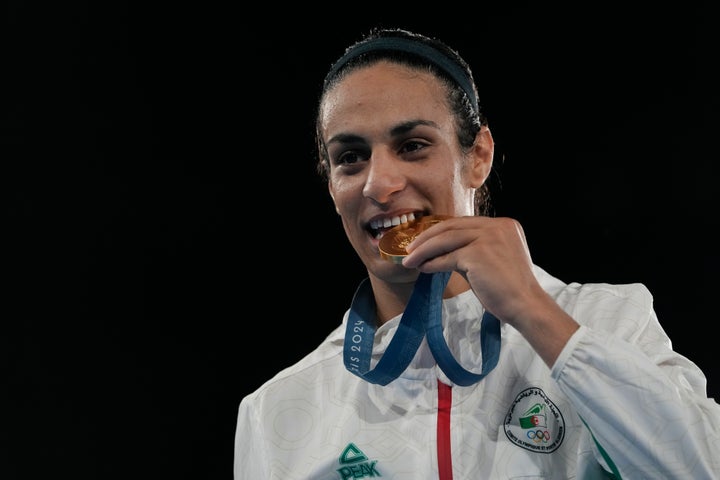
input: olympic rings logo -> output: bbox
[526,429,550,443]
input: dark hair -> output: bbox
[315,27,492,216]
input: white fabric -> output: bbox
[235,266,720,479]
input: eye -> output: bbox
[399,140,429,156]
[334,149,368,167]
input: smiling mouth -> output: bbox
[368,212,423,239]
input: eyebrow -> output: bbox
[390,119,439,136]
[326,119,440,146]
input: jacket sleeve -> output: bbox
[551,284,720,479]
[234,396,269,479]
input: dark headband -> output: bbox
[324,36,479,114]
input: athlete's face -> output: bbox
[319,61,490,282]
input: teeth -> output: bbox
[370,212,416,231]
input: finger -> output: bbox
[402,229,477,269]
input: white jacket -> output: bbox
[235,266,720,479]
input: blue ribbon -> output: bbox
[344,272,501,386]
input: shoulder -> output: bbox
[535,264,652,305]
[240,323,347,408]
[534,265,656,332]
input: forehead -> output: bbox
[320,61,452,133]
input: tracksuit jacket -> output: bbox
[235,265,720,479]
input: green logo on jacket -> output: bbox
[337,443,382,479]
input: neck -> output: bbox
[369,271,470,326]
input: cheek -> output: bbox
[329,177,363,212]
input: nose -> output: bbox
[362,148,406,204]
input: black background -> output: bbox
[3,3,718,479]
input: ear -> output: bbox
[467,126,494,188]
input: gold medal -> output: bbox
[379,215,452,264]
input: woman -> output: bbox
[235,27,720,479]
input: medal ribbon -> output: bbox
[343,271,501,386]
